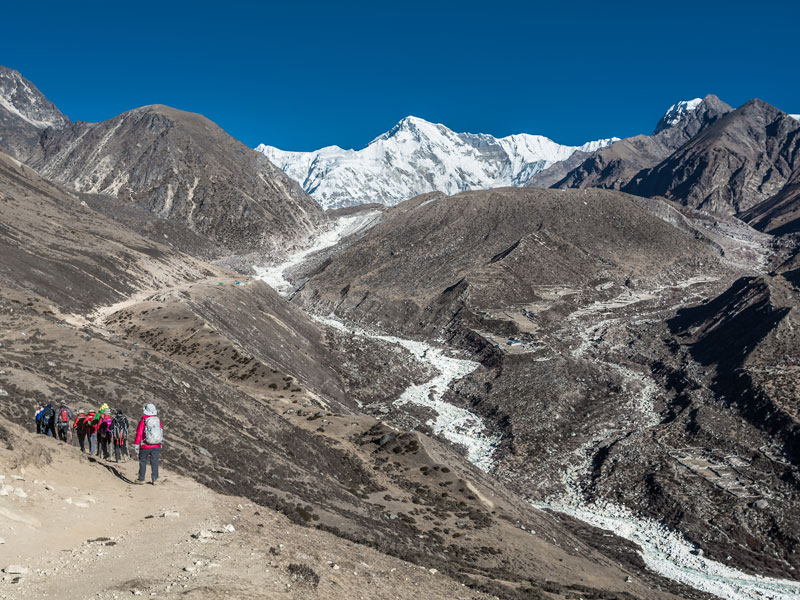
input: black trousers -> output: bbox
[98,435,110,458]
[138,447,160,482]
[114,439,128,461]
[77,431,86,452]
[57,424,69,442]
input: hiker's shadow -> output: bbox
[87,456,137,484]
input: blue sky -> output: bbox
[2,1,796,151]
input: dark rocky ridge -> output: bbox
[531,93,800,234]
[30,104,325,255]
[624,99,800,216]
[528,95,732,191]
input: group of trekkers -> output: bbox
[34,401,164,485]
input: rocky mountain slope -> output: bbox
[0,151,216,311]
[531,94,800,233]
[258,116,616,209]
[530,95,733,190]
[624,99,800,216]
[30,104,325,255]
[0,65,326,256]
[741,167,800,234]
[285,187,800,583]
[0,66,68,161]
[292,187,725,333]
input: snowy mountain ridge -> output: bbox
[257,116,618,209]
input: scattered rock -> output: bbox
[192,530,214,539]
[162,511,180,518]
[4,566,28,575]
[13,488,27,498]
[223,524,235,533]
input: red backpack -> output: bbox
[58,407,70,424]
[84,413,97,433]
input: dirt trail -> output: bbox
[0,428,492,600]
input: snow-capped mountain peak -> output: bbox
[654,98,703,134]
[258,116,618,209]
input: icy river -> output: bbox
[255,215,800,600]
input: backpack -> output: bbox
[35,409,43,423]
[100,416,113,438]
[58,407,70,426]
[143,416,163,445]
[84,413,96,433]
[42,407,54,426]
[112,415,128,441]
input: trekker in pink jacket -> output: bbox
[134,403,163,485]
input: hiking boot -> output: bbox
[151,479,158,486]
[133,479,144,485]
